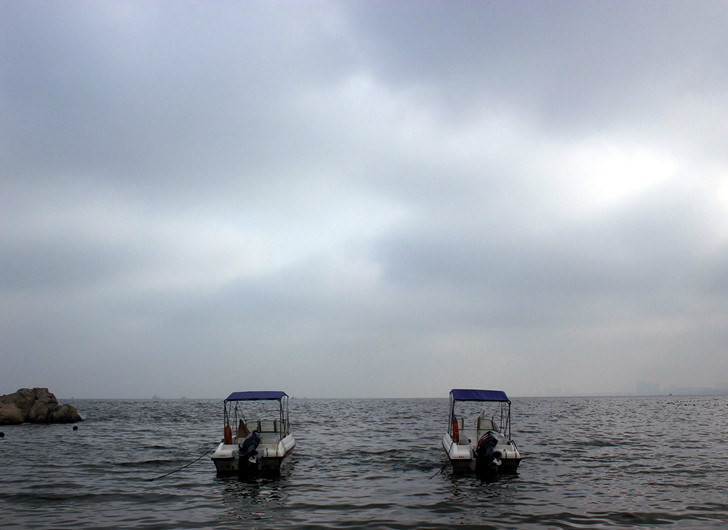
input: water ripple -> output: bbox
[1,396,728,527]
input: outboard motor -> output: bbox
[475,432,501,476]
[238,430,261,474]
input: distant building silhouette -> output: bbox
[636,380,660,395]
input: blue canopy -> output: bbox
[450,389,509,402]
[225,391,288,401]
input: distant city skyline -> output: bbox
[636,381,728,397]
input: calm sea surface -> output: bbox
[1,396,727,528]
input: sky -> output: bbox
[2,1,728,399]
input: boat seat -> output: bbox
[477,417,497,431]
[258,420,278,433]
[236,419,250,438]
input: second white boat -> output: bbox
[442,388,522,475]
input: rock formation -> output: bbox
[0,388,83,425]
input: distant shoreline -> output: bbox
[57,392,728,401]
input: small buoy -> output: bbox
[0,432,4,438]
[73,425,78,431]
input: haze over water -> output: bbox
[2,396,727,528]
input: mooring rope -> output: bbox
[148,444,217,481]
[429,461,447,479]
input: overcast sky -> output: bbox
[2,1,728,399]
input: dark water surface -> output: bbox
[2,396,727,528]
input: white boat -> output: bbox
[211,391,295,476]
[442,389,522,475]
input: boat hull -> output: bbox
[212,435,295,476]
[442,433,521,475]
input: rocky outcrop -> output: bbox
[0,388,83,425]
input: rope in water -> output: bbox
[429,462,447,479]
[148,445,217,481]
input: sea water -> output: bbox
[1,396,727,528]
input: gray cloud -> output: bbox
[2,1,728,398]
